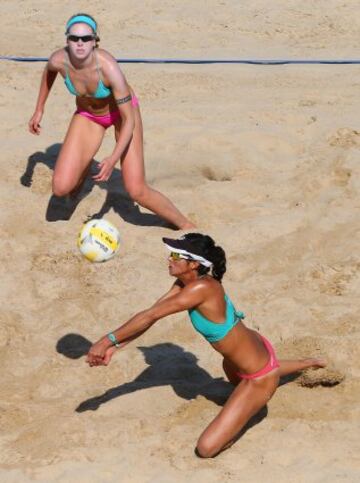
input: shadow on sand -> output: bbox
[57,334,275,443]
[21,143,172,227]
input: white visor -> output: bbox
[164,244,213,268]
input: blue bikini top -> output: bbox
[64,50,112,99]
[188,294,245,343]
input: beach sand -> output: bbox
[1,1,359,481]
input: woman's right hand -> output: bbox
[86,337,114,367]
[28,110,43,135]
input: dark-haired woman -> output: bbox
[28,13,194,229]
[86,233,326,457]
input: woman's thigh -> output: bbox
[197,372,279,457]
[53,114,105,192]
[115,106,145,190]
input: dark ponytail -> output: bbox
[183,233,227,282]
[210,245,226,281]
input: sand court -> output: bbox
[1,2,360,482]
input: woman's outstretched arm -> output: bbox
[86,282,206,366]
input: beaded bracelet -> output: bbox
[107,332,121,347]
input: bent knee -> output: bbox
[52,178,74,197]
[52,185,71,197]
[125,183,149,202]
[195,437,220,459]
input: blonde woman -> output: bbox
[29,13,195,229]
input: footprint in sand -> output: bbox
[0,312,24,348]
[332,166,352,187]
[328,128,360,148]
[32,251,82,275]
[201,166,233,182]
[297,367,345,388]
[310,262,360,296]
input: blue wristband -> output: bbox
[107,332,121,347]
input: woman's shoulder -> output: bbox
[48,49,66,70]
[184,278,224,311]
[96,48,118,65]
[96,49,124,76]
[187,276,222,294]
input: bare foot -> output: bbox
[303,358,327,370]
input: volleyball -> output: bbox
[77,219,120,262]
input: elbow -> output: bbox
[120,110,135,133]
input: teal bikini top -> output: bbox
[64,50,112,99]
[188,294,245,343]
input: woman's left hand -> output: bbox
[86,339,110,366]
[93,157,117,182]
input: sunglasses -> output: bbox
[67,35,95,43]
[169,252,191,261]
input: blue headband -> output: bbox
[66,15,97,34]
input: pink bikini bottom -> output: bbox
[75,95,139,129]
[237,335,280,380]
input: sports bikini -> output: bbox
[64,50,111,98]
[63,50,139,129]
[188,294,245,343]
[188,294,280,379]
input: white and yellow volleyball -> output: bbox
[77,219,120,262]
